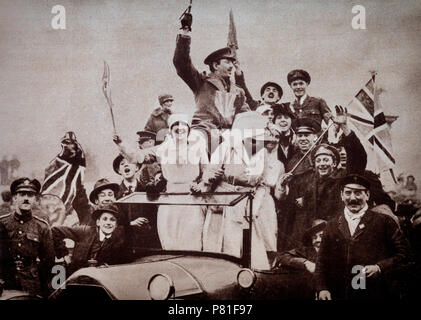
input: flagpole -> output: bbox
[102,61,117,135]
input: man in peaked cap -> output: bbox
[0,178,55,298]
[316,174,410,300]
[287,69,331,128]
[274,107,367,252]
[144,94,174,142]
[173,13,250,153]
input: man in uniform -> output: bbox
[173,12,249,152]
[316,174,410,300]
[144,94,174,144]
[287,69,331,127]
[0,178,55,298]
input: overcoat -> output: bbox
[315,209,410,300]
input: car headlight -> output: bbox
[237,268,256,289]
[148,274,175,300]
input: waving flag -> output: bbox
[347,73,396,172]
[41,132,86,214]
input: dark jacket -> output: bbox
[173,34,250,133]
[277,245,319,299]
[0,212,55,297]
[291,95,331,126]
[52,225,129,276]
[315,210,410,300]
[115,180,161,250]
[278,131,367,250]
[144,107,171,137]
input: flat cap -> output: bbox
[204,47,236,66]
[287,69,311,85]
[312,144,341,164]
[158,94,174,105]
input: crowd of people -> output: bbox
[0,14,420,300]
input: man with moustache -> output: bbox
[316,174,409,300]
[287,69,331,127]
[173,13,249,151]
[275,106,367,249]
[0,178,55,298]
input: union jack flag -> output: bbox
[41,132,86,214]
[347,74,395,172]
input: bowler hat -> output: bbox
[92,203,121,223]
[292,117,320,134]
[311,144,341,165]
[89,178,120,203]
[158,94,173,106]
[302,219,327,247]
[287,69,311,85]
[204,47,236,66]
[340,174,371,191]
[10,178,41,195]
[260,82,283,98]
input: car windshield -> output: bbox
[117,191,272,270]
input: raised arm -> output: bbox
[173,30,203,93]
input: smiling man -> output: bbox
[173,14,249,152]
[275,107,367,250]
[316,174,410,300]
[287,69,331,128]
[0,178,55,298]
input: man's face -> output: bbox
[118,158,139,180]
[290,79,308,98]
[341,186,370,213]
[162,100,173,111]
[14,191,37,212]
[213,58,234,78]
[95,188,116,206]
[339,147,347,168]
[312,230,324,252]
[315,155,335,177]
[262,86,280,104]
[296,132,316,152]
[138,138,155,150]
[96,212,117,236]
[274,114,292,132]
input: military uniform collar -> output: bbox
[14,211,32,223]
[294,94,308,109]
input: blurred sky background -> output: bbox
[0,0,420,188]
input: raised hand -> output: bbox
[333,105,347,125]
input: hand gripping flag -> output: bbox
[41,132,86,215]
[347,73,396,172]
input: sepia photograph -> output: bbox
[0,0,420,308]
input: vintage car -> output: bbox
[49,192,310,300]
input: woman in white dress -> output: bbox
[154,114,209,250]
[202,112,283,269]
